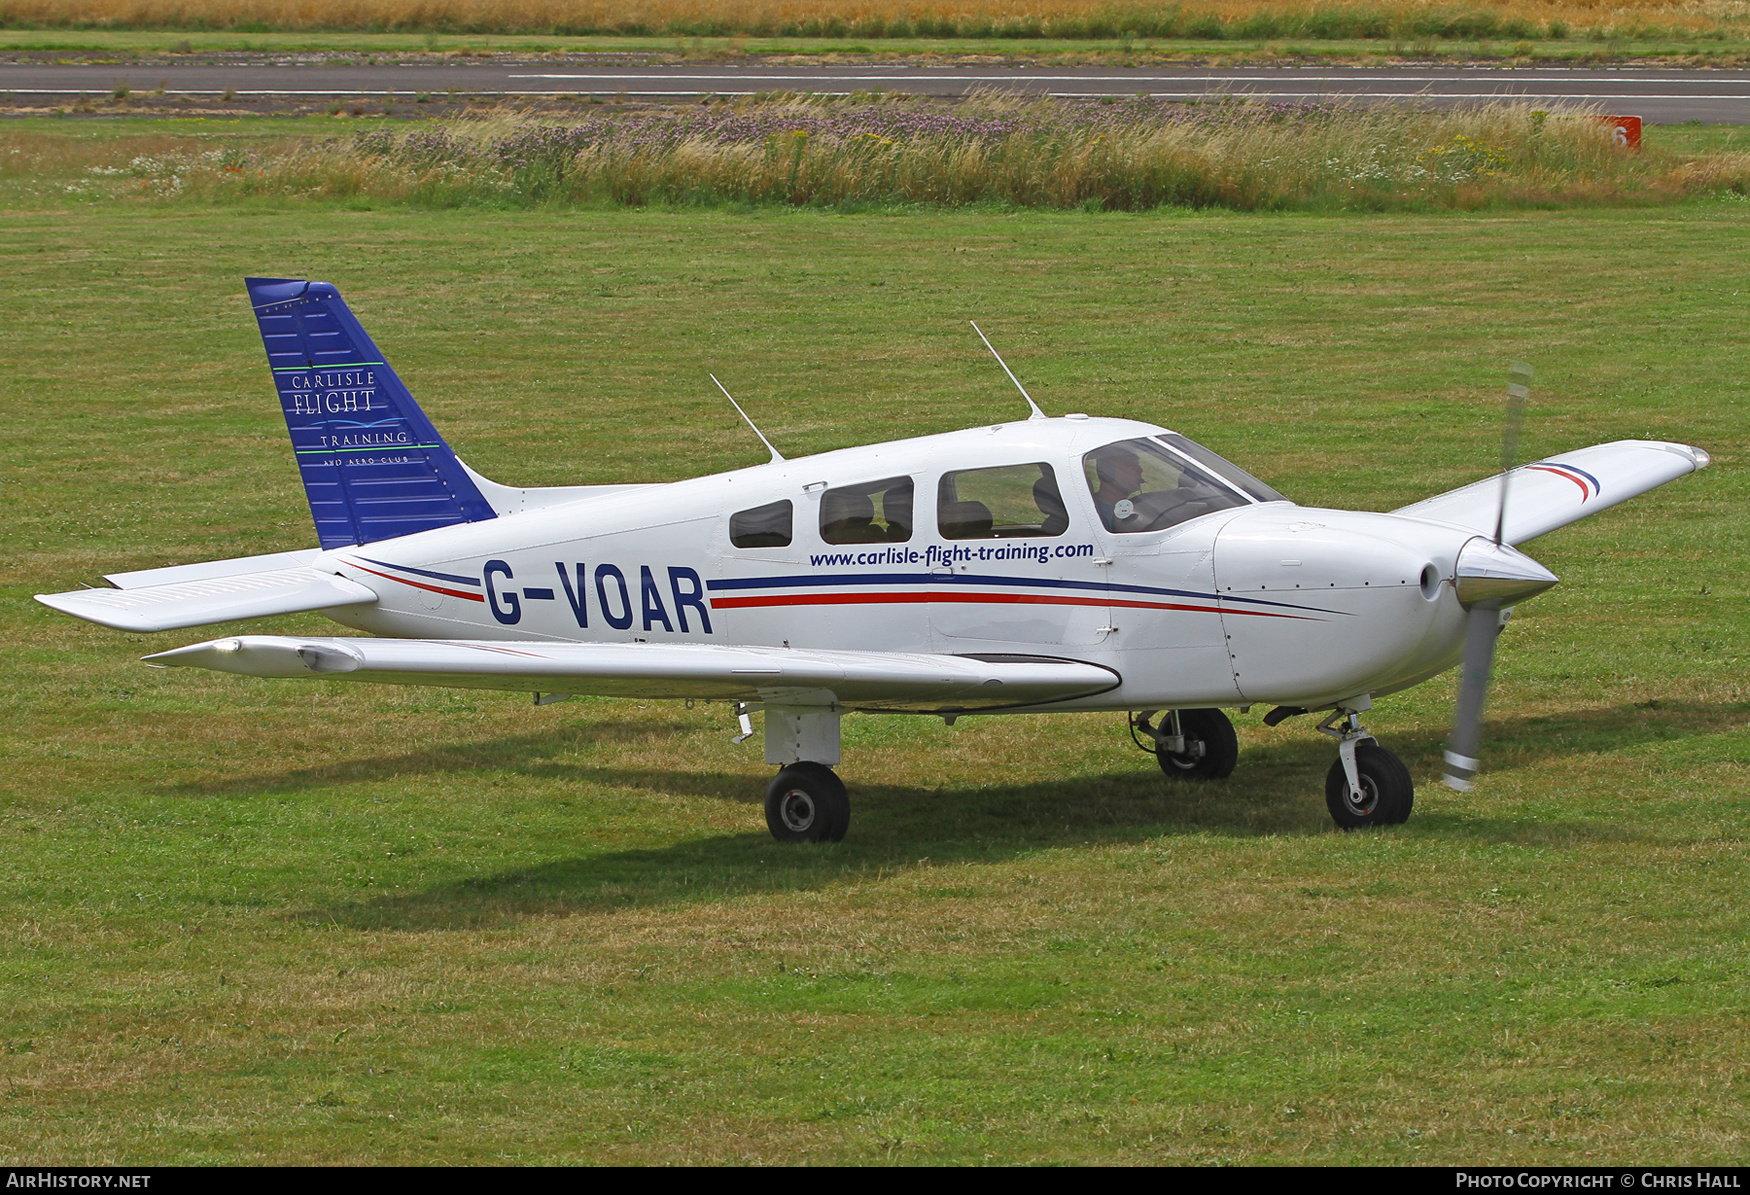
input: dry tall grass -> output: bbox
[55,96,1750,210]
[2,0,1743,40]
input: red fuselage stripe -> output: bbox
[710,591,1318,619]
[349,563,487,603]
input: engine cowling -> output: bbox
[1213,507,1473,706]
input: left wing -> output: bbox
[1391,439,1709,546]
[145,636,1120,713]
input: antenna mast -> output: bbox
[711,374,784,463]
[971,321,1046,421]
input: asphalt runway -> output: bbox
[7,61,1750,122]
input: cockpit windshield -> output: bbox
[1156,434,1289,505]
[1082,437,1250,533]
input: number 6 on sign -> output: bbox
[1600,115,1642,149]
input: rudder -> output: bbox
[247,277,495,549]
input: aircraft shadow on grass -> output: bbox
[168,696,1747,806]
[280,698,1744,932]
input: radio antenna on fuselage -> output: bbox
[711,374,784,464]
[970,321,1046,421]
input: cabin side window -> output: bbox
[729,499,793,548]
[820,476,914,544]
[937,462,1068,540]
[1082,438,1248,534]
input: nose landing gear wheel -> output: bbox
[1156,708,1238,780]
[1324,743,1414,830]
[765,762,850,843]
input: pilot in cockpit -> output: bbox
[1089,446,1145,531]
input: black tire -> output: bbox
[764,762,849,844]
[1324,743,1415,830]
[1156,708,1238,780]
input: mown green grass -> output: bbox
[1,194,1747,1162]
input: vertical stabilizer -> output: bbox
[246,277,496,549]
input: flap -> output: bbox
[36,569,378,633]
[144,637,1120,713]
[1392,440,1709,545]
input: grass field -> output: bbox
[1,166,1748,1160]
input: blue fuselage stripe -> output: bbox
[705,570,1339,614]
[356,556,482,587]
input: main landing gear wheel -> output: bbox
[1324,743,1414,830]
[765,762,849,844]
[1157,708,1239,781]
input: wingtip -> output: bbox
[34,590,151,632]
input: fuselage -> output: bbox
[315,416,1486,714]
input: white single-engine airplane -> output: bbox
[39,278,1711,841]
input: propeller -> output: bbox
[1443,362,1550,792]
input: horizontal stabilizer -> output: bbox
[104,548,324,591]
[144,637,1120,712]
[37,569,377,633]
[1392,440,1709,545]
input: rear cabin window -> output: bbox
[820,476,914,544]
[729,499,793,548]
[937,462,1069,540]
[1082,438,1248,534]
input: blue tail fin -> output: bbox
[246,277,496,550]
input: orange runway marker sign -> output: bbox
[1601,114,1643,149]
